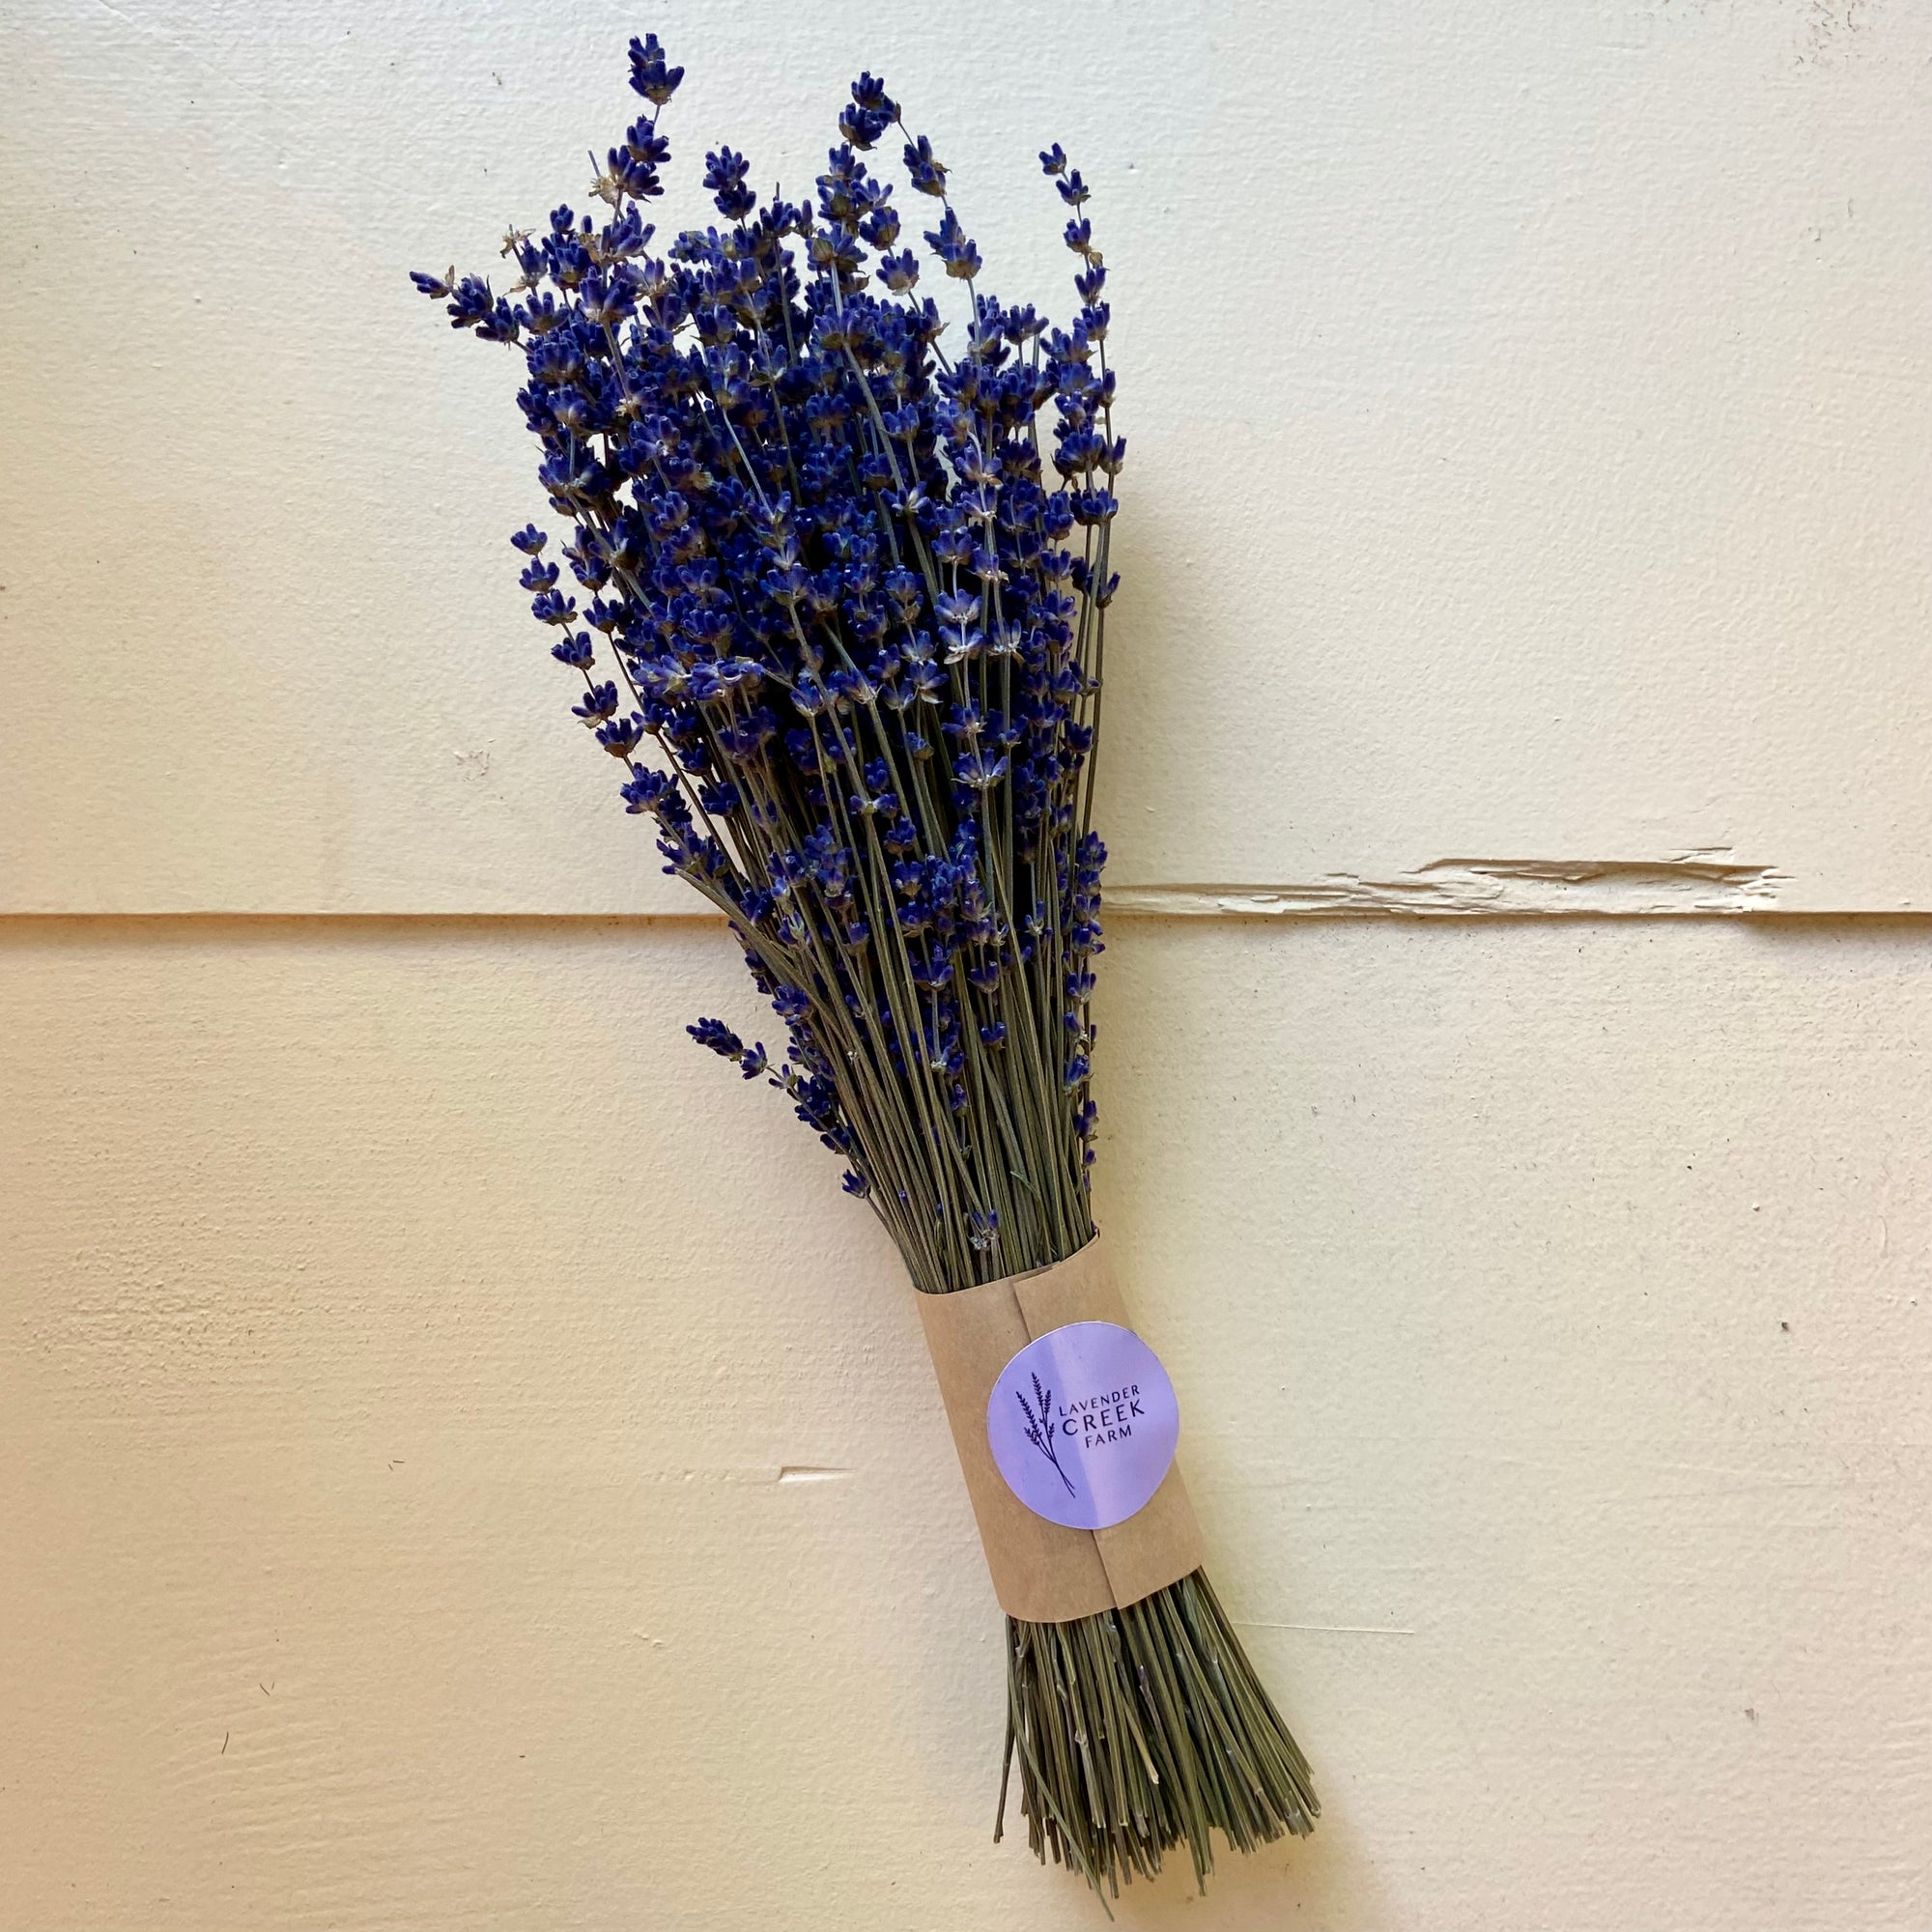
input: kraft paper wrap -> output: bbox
[917,1235,1208,1623]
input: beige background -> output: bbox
[5,1,1931,1927]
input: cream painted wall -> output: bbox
[5,1,1932,1927]
[7,918,1932,1929]
[3,0,1930,912]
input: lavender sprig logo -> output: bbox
[988,1322,1180,1532]
[1014,1372,1077,1497]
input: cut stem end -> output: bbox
[999,1568,1317,1898]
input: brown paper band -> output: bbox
[916,1235,1208,1623]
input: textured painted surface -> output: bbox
[6,0,1932,1923]
[3,0,1931,912]
[6,917,1932,1929]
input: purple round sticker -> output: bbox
[986,1321,1180,1531]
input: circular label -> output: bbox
[985,1321,1180,1530]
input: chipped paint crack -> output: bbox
[1103,851,1783,919]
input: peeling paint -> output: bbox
[1102,852,1783,919]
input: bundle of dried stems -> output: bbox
[413,34,1315,1894]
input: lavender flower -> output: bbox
[411,46,1321,1893]
[412,39,1119,1299]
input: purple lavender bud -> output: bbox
[627,33,683,105]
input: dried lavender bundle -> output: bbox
[412,36,1315,1893]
